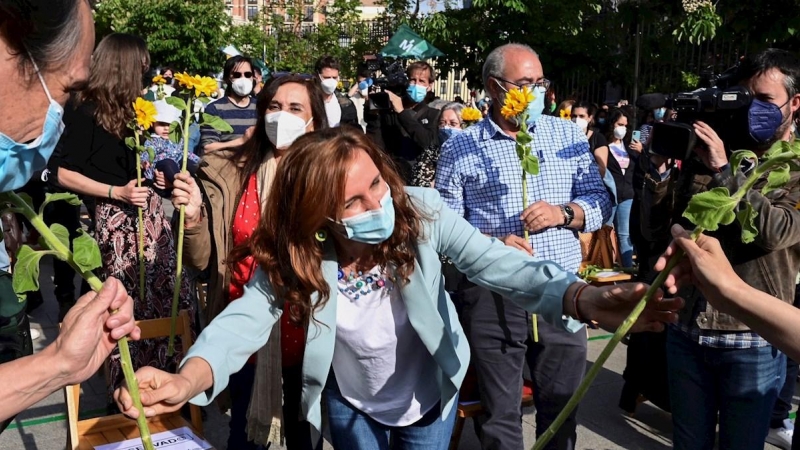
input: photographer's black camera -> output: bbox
[639,65,753,160]
[365,56,408,110]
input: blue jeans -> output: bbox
[666,327,785,450]
[324,375,456,450]
[614,198,633,267]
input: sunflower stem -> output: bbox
[135,134,146,319]
[532,227,704,450]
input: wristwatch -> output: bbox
[560,205,575,227]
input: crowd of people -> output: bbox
[3,2,800,450]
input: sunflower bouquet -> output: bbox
[500,86,539,242]
[164,73,232,356]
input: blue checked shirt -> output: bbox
[435,115,611,273]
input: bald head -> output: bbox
[482,43,540,88]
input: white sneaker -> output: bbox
[29,328,40,340]
[766,419,794,450]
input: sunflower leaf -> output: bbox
[202,114,234,133]
[73,229,102,273]
[682,187,738,231]
[165,96,187,112]
[762,163,791,196]
[521,154,540,176]
[736,201,759,244]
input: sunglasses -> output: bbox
[231,71,253,79]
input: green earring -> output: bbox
[315,230,327,242]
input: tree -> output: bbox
[94,0,231,74]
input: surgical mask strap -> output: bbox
[27,52,55,104]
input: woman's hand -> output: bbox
[629,139,643,153]
[572,282,683,333]
[114,367,193,419]
[656,224,744,315]
[171,172,202,227]
[114,180,149,208]
[153,170,173,191]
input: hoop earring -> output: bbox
[315,230,327,242]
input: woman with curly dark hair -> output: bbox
[117,127,681,450]
[53,33,193,400]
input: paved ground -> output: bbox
[0,201,794,449]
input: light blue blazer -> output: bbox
[184,187,582,430]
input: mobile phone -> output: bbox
[632,130,641,142]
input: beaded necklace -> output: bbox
[337,264,396,300]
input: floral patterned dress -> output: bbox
[96,188,194,399]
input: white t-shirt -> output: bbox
[332,267,440,426]
[325,95,342,127]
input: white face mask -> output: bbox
[231,77,253,97]
[265,111,312,149]
[320,77,338,95]
[573,117,589,132]
[613,125,627,140]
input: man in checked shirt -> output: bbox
[435,43,611,450]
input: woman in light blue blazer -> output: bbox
[116,127,680,450]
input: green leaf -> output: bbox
[169,121,182,144]
[762,163,791,196]
[12,246,45,298]
[196,96,211,104]
[516,130,533,146]
[147,146,156,164]
[39,192,82,216]
[736,201,759,244]
[125,136,137,150]
[521,154,540,176]
[72,229,102,273]
[49,223,70,254]
[201,113,234,133]
[729,150,758,175]
[165,95,187,112]
[15,192,34,209]
[682,187,738,231]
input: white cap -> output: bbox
[153,100,181,124]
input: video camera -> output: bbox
[637,64,752,160]
[364,55,408,110]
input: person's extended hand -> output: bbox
[387,91,404,113]
[55,278,141,386]
[171,172,202,227]
[693,121,728,171]
[115,180,149,208]
[656,224,744,315]
[521,201,564,233]
[629,139,643,153]
[153,170,173,191]
[114,367,193,419]
[499,234,533,255]
[243,126,256,143]
[578,282,682,332]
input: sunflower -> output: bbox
[193,76,218,98]
[133,97,157,129]
[500,86,534,120]
[174,72,195,89]
[559,108,571,119]
[152,74,166,85]
[461,106,482,122]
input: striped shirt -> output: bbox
[435,115,611,273]
[200,96,257,150]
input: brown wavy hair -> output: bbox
[229,127,424,325]
[77,33,149,139]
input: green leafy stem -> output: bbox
[162,94,232,356]
[515,110,539,242]
[532,142,800,450]
[0,191,154,450]
[124,131,152,323]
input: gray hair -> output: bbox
[0,0,88,75]
[441,102,465,124]
[482,43,539,89]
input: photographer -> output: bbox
[314,55,359,129]
[641,49,800,450]
[365,61,440,183]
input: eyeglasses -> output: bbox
[492,75,551,92]
[231,71,253,79]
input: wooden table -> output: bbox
[586,272,633,286]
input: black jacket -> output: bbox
[336,93,359,128]
[365,101,440,162]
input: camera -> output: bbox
[365,55,408,110]
[638,64,753,160]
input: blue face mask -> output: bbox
[597,117,606,126]
[654,108,666,121]
[406,84,427,103]
[748,99,789,144]
[439,127,462,142]
[337,187,395,244]
[525,86,547,125]
[0,56,64,192]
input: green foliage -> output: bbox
[39,193,82,216]
[168,121,182,145]
[682,187,738,231]
[73,230,103,273]
[201,113,235,133]
[736,202,759,244]
[165,96,187,111]
[521,154,540,176]
[674,2,722,45]
[763,163,791,195]
[12,246,51,300]
[94,0,230,74]
[50,224,70,250]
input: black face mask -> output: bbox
[163,77,173,85]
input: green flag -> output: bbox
[380,24,445,59]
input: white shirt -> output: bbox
[325,95,342,127]
[332,267,440,426]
